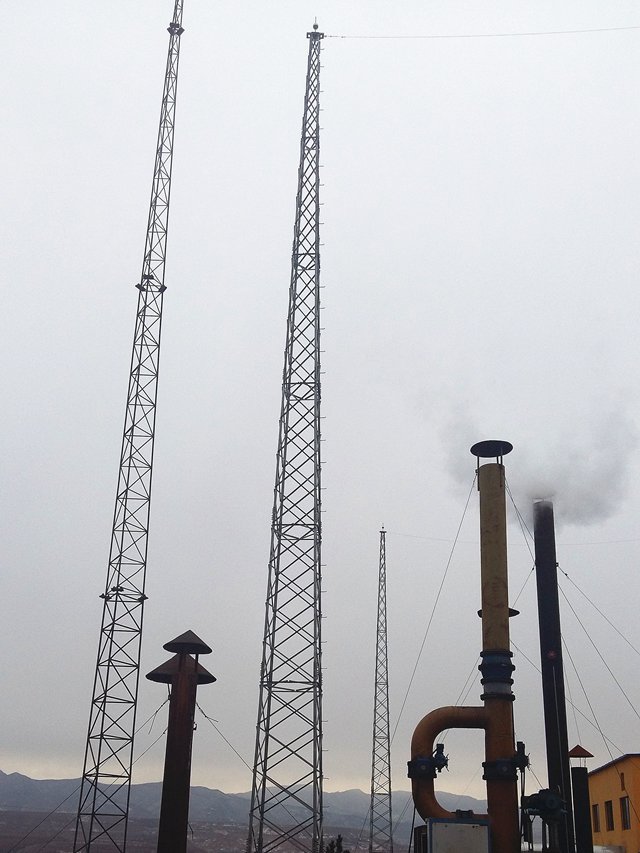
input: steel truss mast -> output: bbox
[74,3,185,849]
[369,529,393,853]
[247,25,325,853]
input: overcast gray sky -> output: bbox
[3,0,640,807]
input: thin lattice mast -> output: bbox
[369,528,393,853]
[247,23,324,853]
[73,4,185,850]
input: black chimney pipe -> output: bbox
[571,765,594,853]
[533,500,575,853]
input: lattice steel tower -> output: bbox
[369,528,393,853]
[74,3,185,850]
[247,24,324,853]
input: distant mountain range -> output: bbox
[0,769,486,837]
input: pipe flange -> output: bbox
[480,690,516,702]
[482,758,518,782]
[478,650,515,683]
[408,746,448,780]
[408,757,438,780]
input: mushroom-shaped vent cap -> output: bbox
[163,630,212,655]
[470,440,513,459]
[146,653,216,685]
[470,439,513,459]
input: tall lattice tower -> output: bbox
[369,528,393,853]
[74,3,185,850]
[247,24,324,853]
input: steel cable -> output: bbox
[8,699,169,852]
[389,474,477,745]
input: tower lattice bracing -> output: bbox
[74,4,185,850]
[247,26,324,853]
[369,529,393,853]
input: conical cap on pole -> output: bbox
[146,653,216,685]
[163,630,212,655]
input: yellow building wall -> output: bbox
[589,755,640,853]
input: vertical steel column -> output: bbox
[533,500,575,853]
[369,528,393,853]
[247,24,324,853]
[74,3,185,850]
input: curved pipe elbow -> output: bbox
[411,705,489,822]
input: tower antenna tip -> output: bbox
[313,19,319,30]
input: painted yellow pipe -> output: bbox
[410,459,520,853]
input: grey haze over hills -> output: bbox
[0,769,485,830]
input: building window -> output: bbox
[605,800,614,831]
[621,771,625,791]
[592,803,600,833]
[620,796,631,831]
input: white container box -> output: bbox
[414,818,490,853]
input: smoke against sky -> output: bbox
[516,403,639,526]
[3,0,640,807]
[442,394,639,528]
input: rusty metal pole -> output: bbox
[147,630,216,853]
[473,441,520,853]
